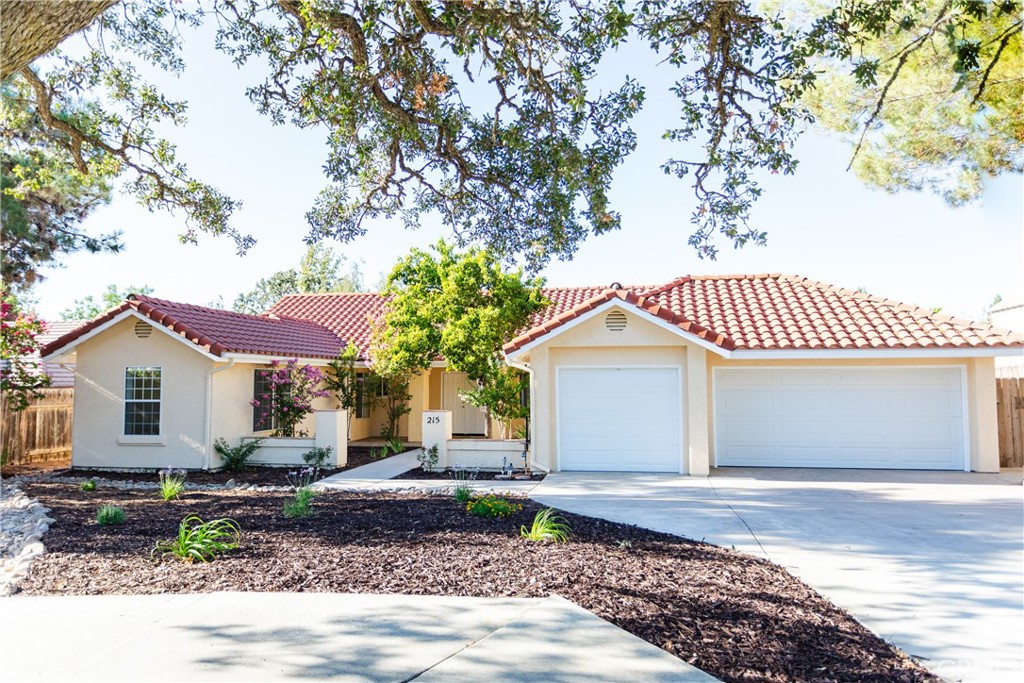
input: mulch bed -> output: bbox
[17,482,935,683]
[64,447,399,486]
[392,466,546,481]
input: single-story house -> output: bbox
[40,273,1023,473]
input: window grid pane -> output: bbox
[253,370,281,432]
[124,367,161,436]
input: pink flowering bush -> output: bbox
[250,358,329,437]
[1,292,51,412]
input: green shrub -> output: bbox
[158,468,186,501]
[371,446,389,460]
[466,495,522,518]
[96,505,125,526]
[283,487,317,519]
[214,437,263,472]
[302,446,332,467]
[152,515,241,563]
[418,444,439,472]
[521,508,571,543]
[80,478,97,492]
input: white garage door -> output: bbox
[715,367,966,470]
[558,367,682,472]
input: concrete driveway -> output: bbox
[531,468,1024,683]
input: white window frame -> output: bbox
[119,366,164,445]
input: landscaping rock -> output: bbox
[0,482,53,596]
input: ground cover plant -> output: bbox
[18,482,937,683]
[465,495,522,518]
[79,478,96,492]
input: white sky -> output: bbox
[27,12,1024,321]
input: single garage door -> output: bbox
[558,367,682,472]
[715,367,966,470]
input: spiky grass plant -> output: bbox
[521,508,571,543]
[96,505,125,526]
[152,515,241,563]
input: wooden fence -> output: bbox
[996,374,1023,468]
[0,388,74,469]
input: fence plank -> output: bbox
[1,388,74,468]
[996,377,1024,468]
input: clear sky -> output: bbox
[28,13,1024,321]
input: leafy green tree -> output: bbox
[797,0,1023,206]
[1,83,121,291]
[0,290,51,411]
[371,241,546,434]
[61,284,155,320]
[2,0,1019,266]
[233,243,363,314]
[325,342,361,438]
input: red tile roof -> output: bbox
[41,276,1023,362]
[504,275,1024,353]
[266,292,388,359]
[40,295,344,360]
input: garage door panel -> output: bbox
[715,367,965,470]
[559,367,682,473]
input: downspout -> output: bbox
[506,357,547,473]
[204,359,236,470]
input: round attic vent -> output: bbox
[605,311,627,332]
[134,321,153,339]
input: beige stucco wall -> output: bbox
[70,317,215,469]
[517,304,1003,474]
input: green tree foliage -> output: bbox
[0,291,51,411]
[371,241,545,431]
[2,0,1019,267]
[233,242,363,314]
[797,0,1023,205]
[1,83,120,291]
[325,341,361,437]
[61,284,155,320]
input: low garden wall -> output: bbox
[244,437,318,467]
[445,439,528,471]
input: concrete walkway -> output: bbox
[314,451,543,495]
[0,592,716,682]
[530,469,1024,683]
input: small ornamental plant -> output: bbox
[418,444,439,472]
[214,437,263,471]
[283,467,320,518]
[521,508,571,543]
[152,515,241,563]
[96,505,125,526]
[451,468,477,504]
[250,359,329,437]
[158,468,186,501]
[302,446,332,468]
[80,478,97,492]
[466,495,522,518]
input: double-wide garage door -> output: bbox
[715,367,966,470]
[558,367,682,472]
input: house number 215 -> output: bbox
[426,416,441,424]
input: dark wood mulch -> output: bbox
[65,447,399,486]
[392,466,546,481]
[18,482,935,683]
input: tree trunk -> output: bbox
[1,0,119,80]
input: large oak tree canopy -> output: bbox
[1,0,1020,279]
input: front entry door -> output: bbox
[442,372,488,435]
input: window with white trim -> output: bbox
[355,375,370,419]
[253,369,282,432]
[124,367,161,436]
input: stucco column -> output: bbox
[422,410,452,468]
[685,347,711,476]
[969,358,1000,472]
[315,410,347,467]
